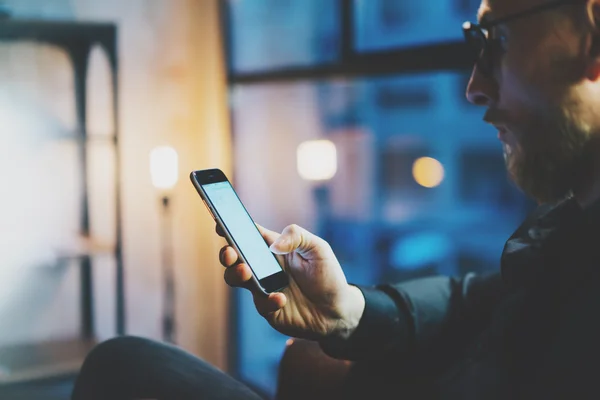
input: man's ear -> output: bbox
[585,1,600,80]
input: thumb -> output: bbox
[255,223,280,246]
[269,224,316,256]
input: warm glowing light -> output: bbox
[150,146,179,190]
[297,140,337,181]
[412,157,444,188]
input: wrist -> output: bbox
[336,285,365,340]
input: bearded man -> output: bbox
[71,1,600,399]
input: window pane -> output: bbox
[228,0,339,73]
[354,0,480,51]
[0,42,82,343]
[230,72,534,394]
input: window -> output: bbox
[222,1,533,396]
[354,0,464,51]
[378,0,413,29]
[227,0,339,72]
[459,149,530,215]
[454,0,482,17]
[376,85,433,109]
[382,145,433,197]
[227,76,531,397]
[316,81,362,129]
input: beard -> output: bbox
[504,107,593,204]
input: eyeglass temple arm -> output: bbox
[481,0,579,28]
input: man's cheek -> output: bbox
[497,72,532,118]
[502,51,550,106]
[502,74,551,118]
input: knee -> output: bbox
[93,335,157,355]
[81,336,156,372]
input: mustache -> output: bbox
[483,109,510,126]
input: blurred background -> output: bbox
[0,0,534,399]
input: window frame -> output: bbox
[221,0,474,85]
[218,0,478,391]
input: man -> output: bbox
[71,0,600,399]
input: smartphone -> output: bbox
[190,168,288,295]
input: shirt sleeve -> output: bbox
[320,272,507,371]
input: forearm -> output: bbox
[319,272,506,365]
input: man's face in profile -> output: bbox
[466,0,597,204]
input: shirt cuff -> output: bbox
[319,285,409,361]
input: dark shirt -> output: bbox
[321,197,600,399]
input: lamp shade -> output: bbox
[297,140,337,181]
[150,146,179,190]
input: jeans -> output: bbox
[71,336,264,400]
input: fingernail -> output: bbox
[270,238,289,254]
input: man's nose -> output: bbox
[465,65,499,107]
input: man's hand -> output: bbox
[218,223,365,341]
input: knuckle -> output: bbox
[286,224,301,235]
[318,237,331,250]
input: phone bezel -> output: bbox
[190,169,288,295]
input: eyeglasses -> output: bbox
[463,0,583,76]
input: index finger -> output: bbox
[215,223,225,237]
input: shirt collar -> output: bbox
[501,195,600,291]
